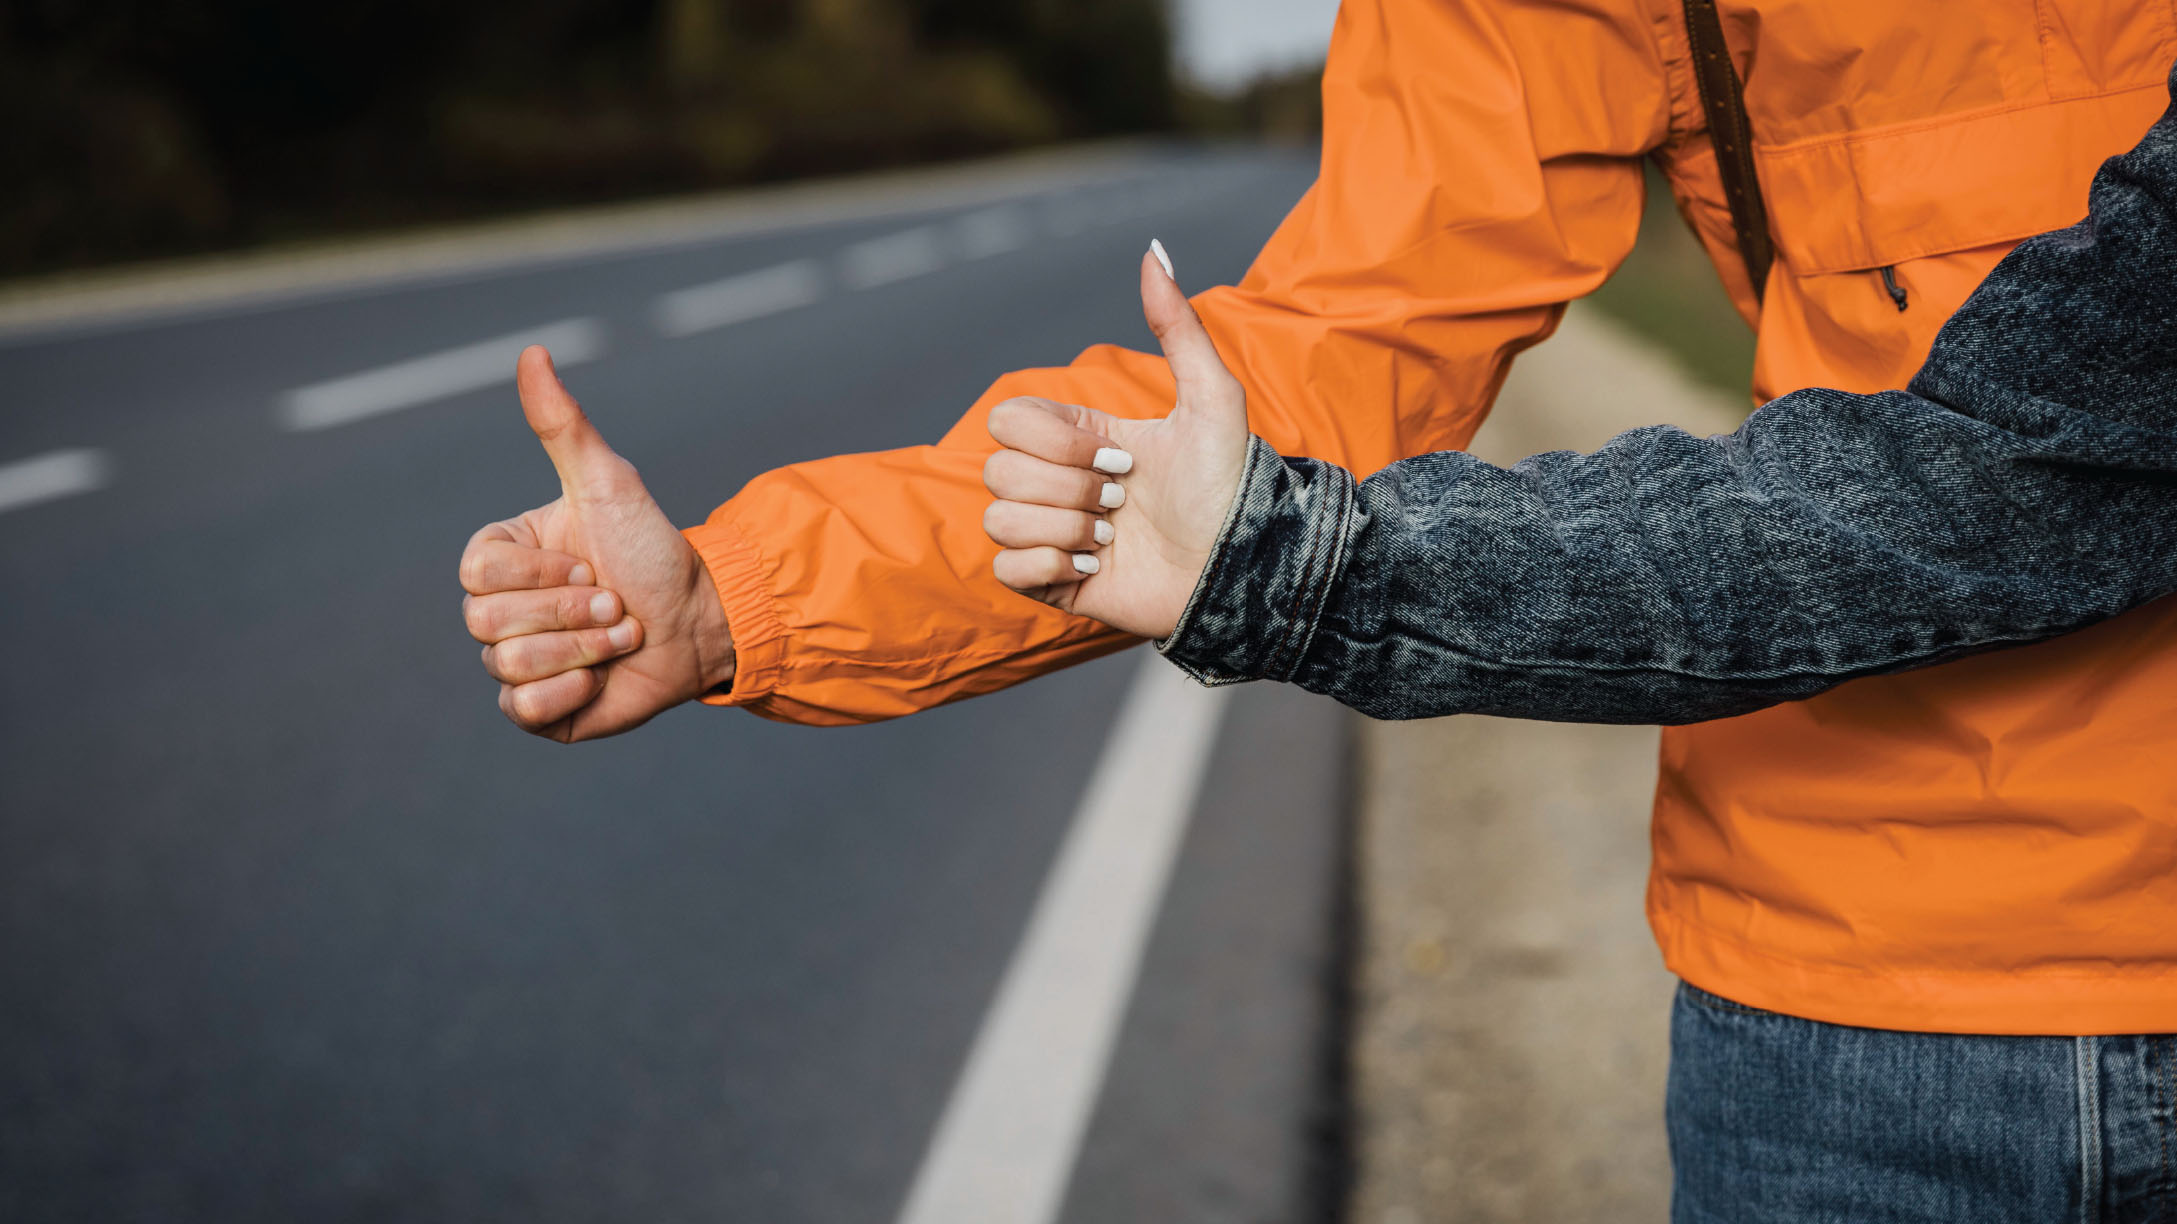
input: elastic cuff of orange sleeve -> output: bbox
[682,520,786,708]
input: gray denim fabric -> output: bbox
[1158,64,2177,725]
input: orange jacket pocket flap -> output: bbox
[1757,84,2169,276]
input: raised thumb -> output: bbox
[1139,242,1243,415]
[517,345,620,497]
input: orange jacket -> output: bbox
[684,0,2177,1034]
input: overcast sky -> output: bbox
[1173,0,1341,90]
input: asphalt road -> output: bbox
[0,145,1350,1222]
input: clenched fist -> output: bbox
[458,347,735,741]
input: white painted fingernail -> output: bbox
[608,620,635,650]
[1073,553,1101,574]
[589,592,615,622]
[1092,447,1133,475]
[1099,482,1126,509]
[1093,519,1115,546]
[1150,239,1175,281]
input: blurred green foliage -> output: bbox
[1178,64,1324,144]
[1585,163,1758,402]
[0,0,1175,275]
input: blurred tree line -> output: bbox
[0,0,1179,276]
[1176,65,1323,145]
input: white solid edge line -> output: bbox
[893,653,1229,1224]
[277,317,608,432]
[652,259,826,338]
[0,448,112,516]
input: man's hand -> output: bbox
[981,243,1250,639]
[458,347,735,741]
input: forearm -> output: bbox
[1162,76,2177,723]
[1162,390,2174,724]
[681,0,1667,726]
[683,435,1135,726]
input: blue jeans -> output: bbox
[1669,982,2177,1223]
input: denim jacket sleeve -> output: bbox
[1157,68,2177,726]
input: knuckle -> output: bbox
[986,399,1027,443]
[463,595,495,641]
[596,453,641,492]
[530,413,573,445]
[557,588,590,627]
[990,396,1060,445]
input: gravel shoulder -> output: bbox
[1345,306,1748,1224]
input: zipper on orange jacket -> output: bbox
[1878,265,1909,312]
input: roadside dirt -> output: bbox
[1345,306,1748,1224]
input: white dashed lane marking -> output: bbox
[0,448,112,517]
[262,169,1238,437]
[838,226,949,290]
[651,259,826,338]
[277,317,608,432]
[646,170,1243,337]
[8,167,1249,520]
[953,205,1032,260]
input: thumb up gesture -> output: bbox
[458,347,735,740]
[981,242,1251,639]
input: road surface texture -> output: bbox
[1344,306,1748,1224]
[0,144,1351,1223]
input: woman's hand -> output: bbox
[980,243,1251,639]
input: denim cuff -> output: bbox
[1157,435,1358,685]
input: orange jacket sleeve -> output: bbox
[683,0,1673,725]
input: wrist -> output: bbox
[688,564,738,696]
[1157,436,1354,685]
